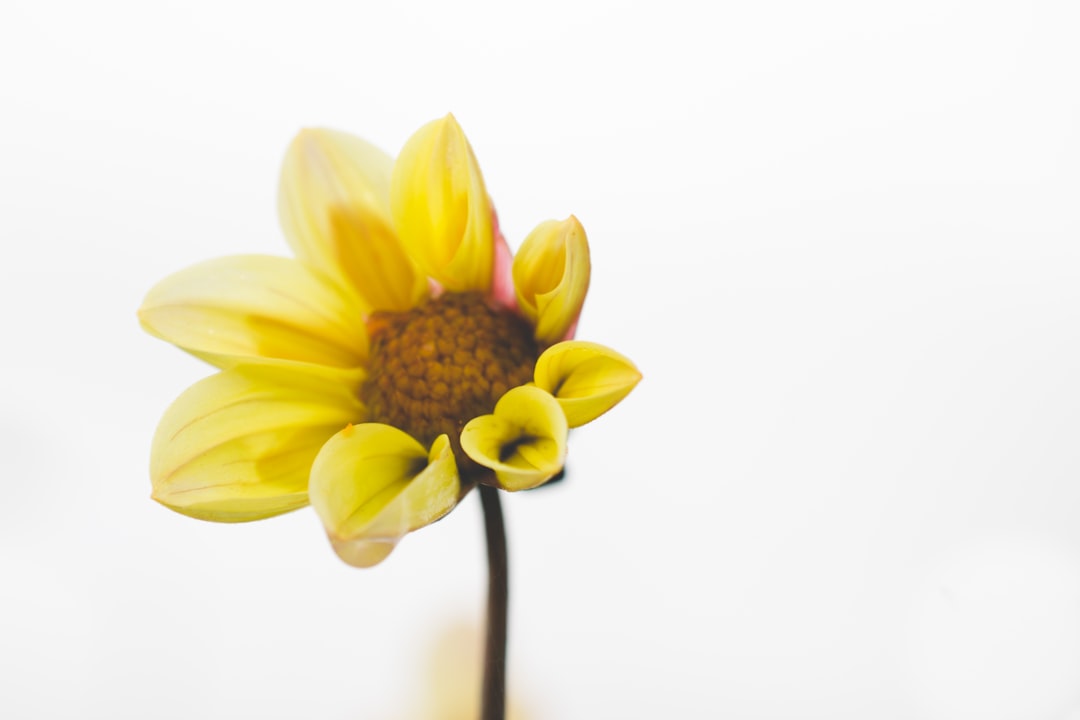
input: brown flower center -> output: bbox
[360,292,538,455]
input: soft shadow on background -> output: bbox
[2,1,1079,718]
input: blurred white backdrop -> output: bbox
[2,1,1080,718]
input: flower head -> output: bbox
[140,115,640,567]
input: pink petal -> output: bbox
[489,207,518,311]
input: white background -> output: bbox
[2,1,1080,718]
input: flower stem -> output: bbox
[479,485,508,720]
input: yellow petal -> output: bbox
[151,364,365,523]
[512,215,591,345]
[460,385,567,491]
[533,341,641,428]
[139,254,368,369]
[279,128,427,312]
[390,114,494,292]
[309,425,461,568]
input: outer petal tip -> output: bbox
[279,128,425,312]
[460,385,568,491]
[138,255,369,369]
[149,365,364,523]
[309,425,460,568]
[534,341,641,428]
[329,538,398,569]
[391,115,494,293]
[512,215,591,345]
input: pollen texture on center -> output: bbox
[361,292,538,450]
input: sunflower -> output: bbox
[140,115,640,567]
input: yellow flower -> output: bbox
[139,115,641,567]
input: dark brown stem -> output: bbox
[479,485,508,720]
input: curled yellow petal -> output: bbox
[534,341,641,428]
[460,385,567,491]
[512,215,591,345]
[151,364,366,523]
[309,426,461,568]
[138,254,368,369]
[279,128,427,312]
[390,114,494,292]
